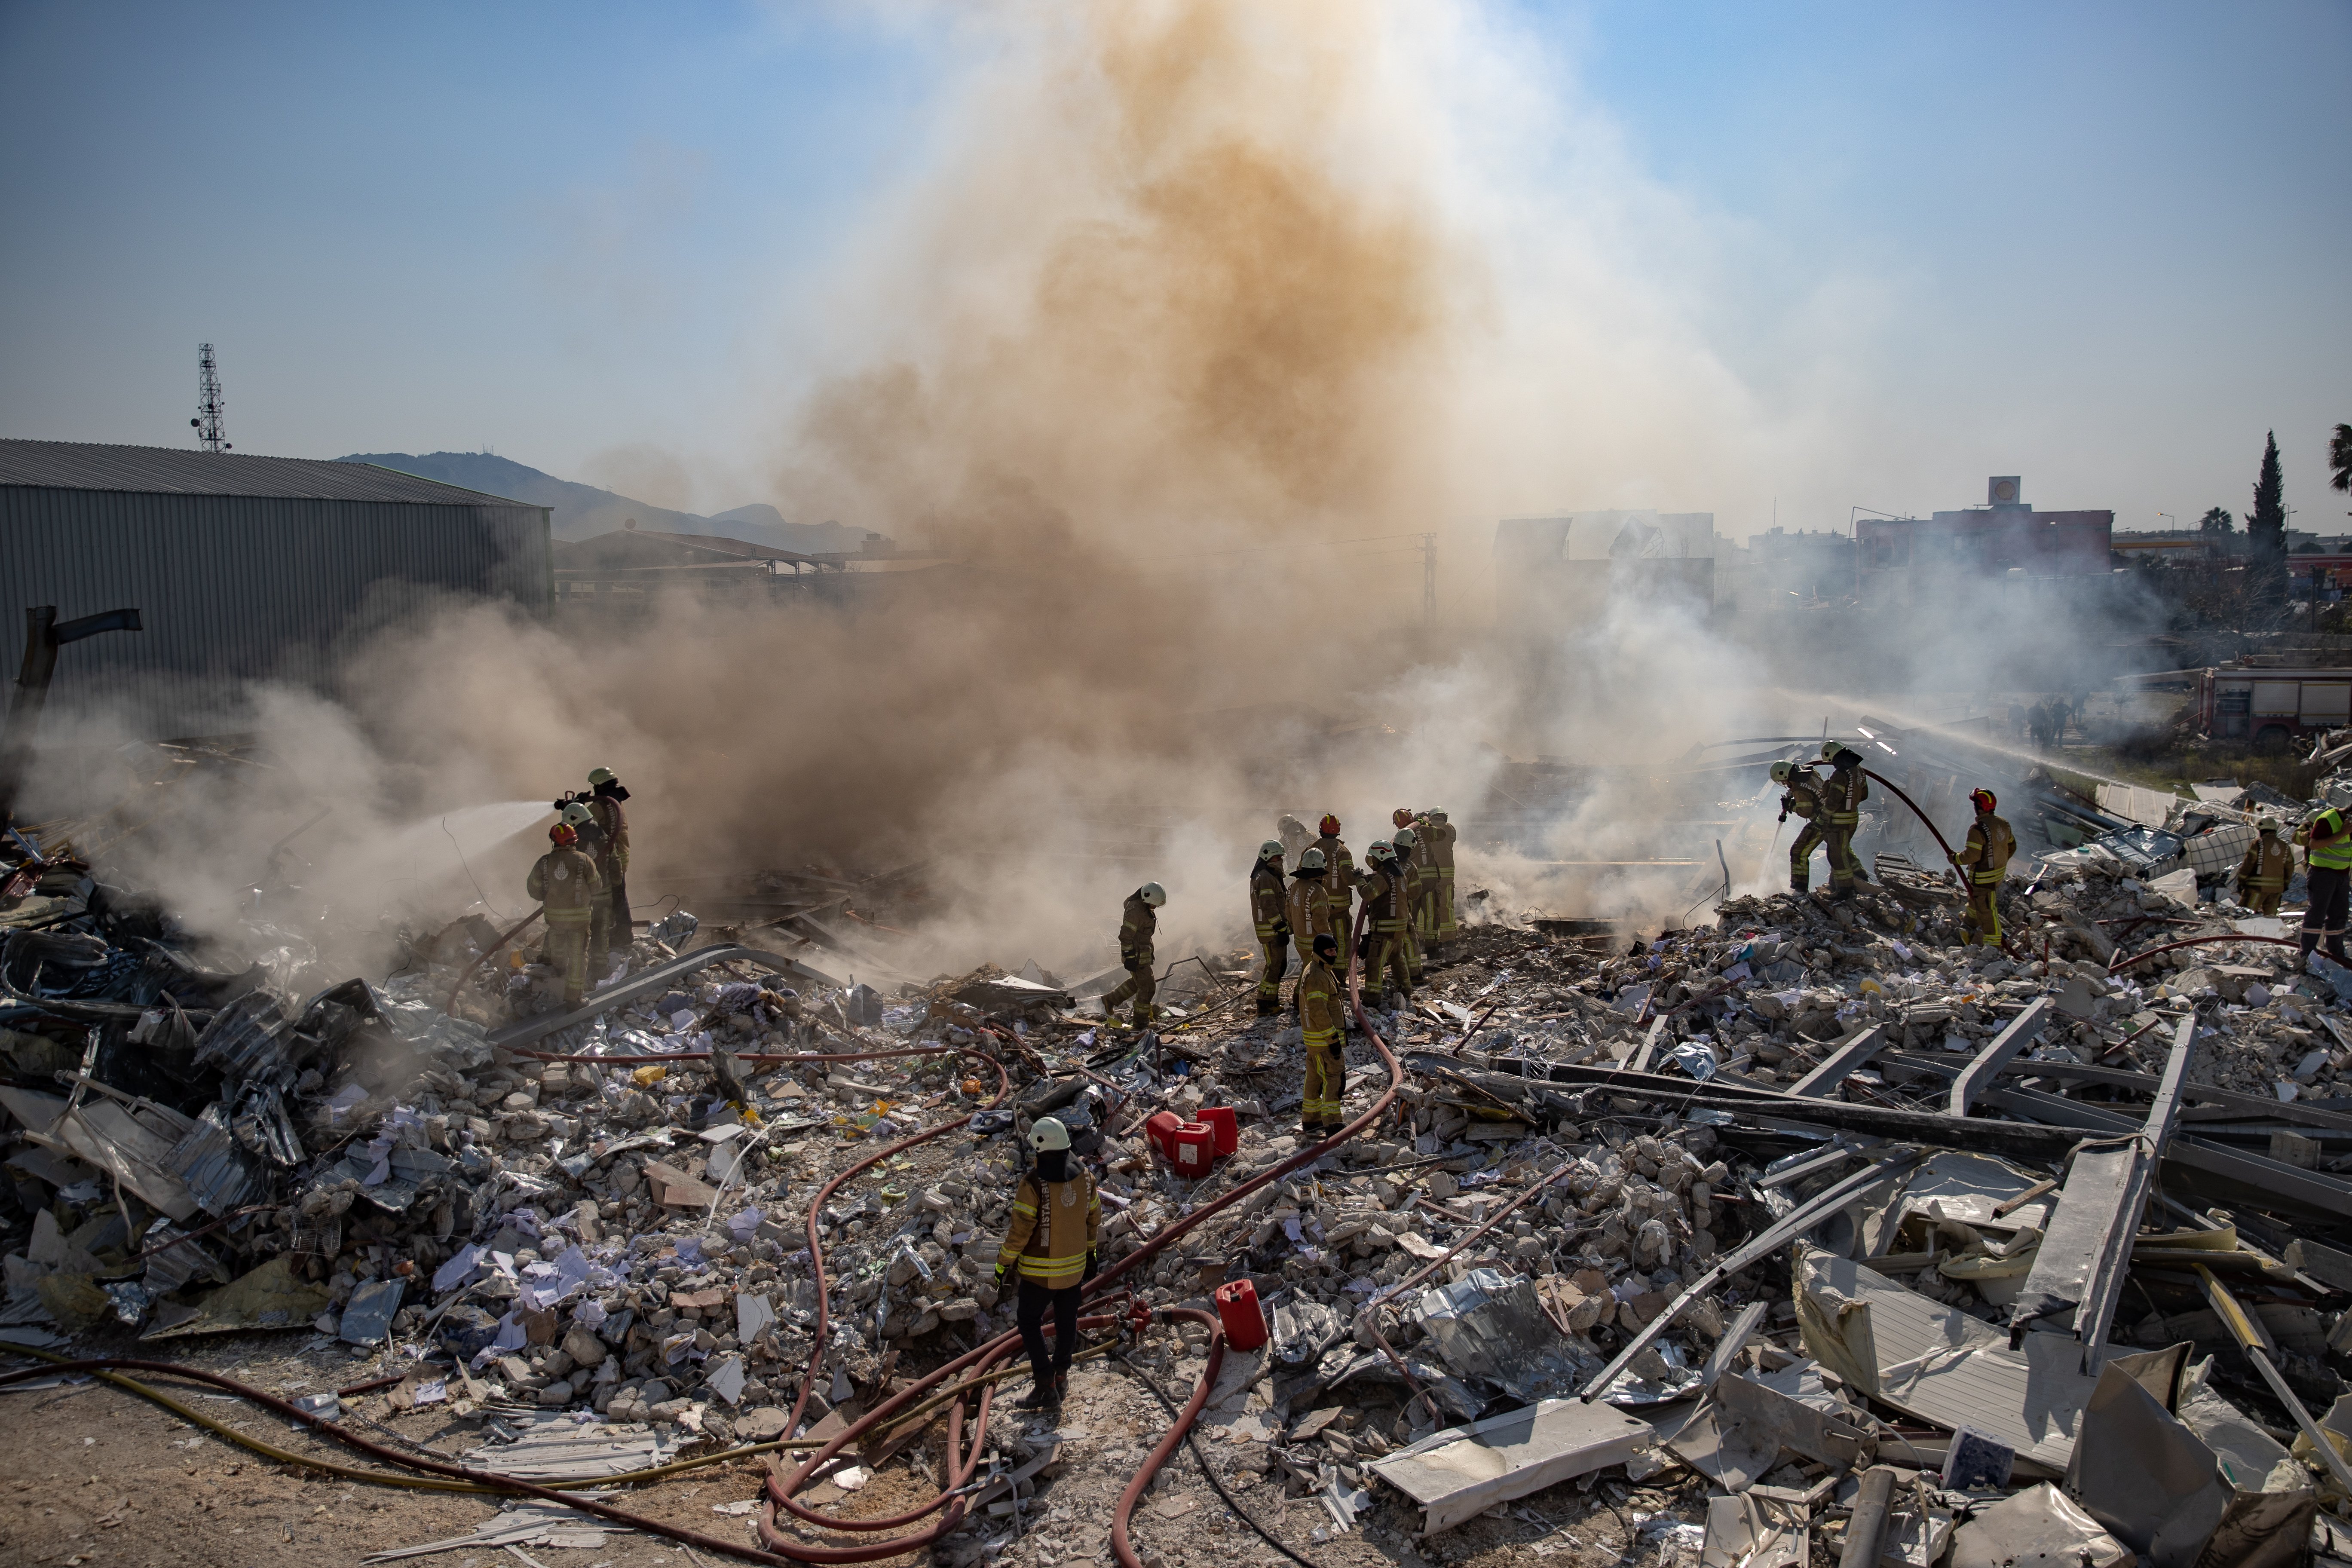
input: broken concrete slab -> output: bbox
[1367,1395,1654,1534]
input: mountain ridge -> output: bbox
[334,451,873,554]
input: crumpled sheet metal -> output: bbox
[1947,1484,2132,1568]
[1414,1266,1592,1403]
[2065,1344,2316,1568]
[1794,1245,2093,1475]
[141,1255,330,1339]
[1366,1395,1654,1535]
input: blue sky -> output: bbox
[1,0,2345,538]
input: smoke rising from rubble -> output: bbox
[35,0,2166,977]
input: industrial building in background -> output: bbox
[0,439,550,741]
[1855,475,2116,601]
[1493,509,1720,630]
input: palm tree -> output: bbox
[2332,422,2352,512]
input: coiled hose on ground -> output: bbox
[0,934,1405,1565]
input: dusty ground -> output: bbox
[0,1332,1706,1568]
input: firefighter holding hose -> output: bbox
[2236,818,2293,916]
[585,766,632,969]
[1298,933,1348,1137]
[1817,742,1870,898]
[1250,841,1291,1017]
[2297,809,2352,969]
[993,1116,1099,1412]
[526,820,604,1009]
[1357,841,1415,1011]
[1772,761,1826,895]
[1949,788,2015,947]
[1100,882,1166,1027]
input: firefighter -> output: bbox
[1427,808,1460,944]
[2237,818,2294,916]
[1312,815,1359,943]
[526,821,604,1009]
[1276,814,1312,872]
[1297,934,1346,1137]
[992,1116,1099,1411]
[1772,762,1825,894]
[1358,840,1414,1008]
[585,766,632,968]
[1396,808,1433,945]
[1099,882,1166,1026]
[1249,840,1291,1016]
[1391,826,1427,986]
[1286,848,1336,997]
[2297,809,2352,968]
[1949,788,2015,947]
[560,801,615,986]
[1817,742,1869,897]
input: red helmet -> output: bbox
[550,823,578,845]
[1392,808,1414,828]
[1319,814,1341,836]
[1969,788,1997,814]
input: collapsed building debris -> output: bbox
[19,740,2352,1566]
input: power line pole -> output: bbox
[192,343,228,452]
[1422,531,1437,623]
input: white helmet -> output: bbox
[1298,848,1327,872]
[1138,882,1167,907]
[1027,1117,1070,1152]
[1258,840,1284,860]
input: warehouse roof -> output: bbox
[0,440,536,507]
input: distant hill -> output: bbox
[334,451,878,554]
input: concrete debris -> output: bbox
[18,738,2352,1565]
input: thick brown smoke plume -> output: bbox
[54,0,1504,979]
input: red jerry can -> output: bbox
[1143,1110,1183,1158]
[1214,1278,1269,1351]
[1168,1121,1216,1175]
[1197,1105,1238,1156]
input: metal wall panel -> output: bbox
[0,487,551,736]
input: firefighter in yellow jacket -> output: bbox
[585,766,633,975]
[1313,815,1359,943]
[1425,808,1460,943]
[2237,819,2293,915]
[527,821,605,1008]
[1099,882,1165,1026]
[1298,934,1347,1137]
[1250,841,1291,1016]
[993,1116,1099,1411]
[1817,742,1870,897]
[1286,848,1337,993]
[1392,826,1427,986]
[1773,762,1826,894]
[1358,841,1415,1009]
[1949,788,2015,947]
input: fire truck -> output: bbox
[2197,662,2352,751]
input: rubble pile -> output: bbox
[17,768,2352,1568]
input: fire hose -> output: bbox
[505,921,1402,1563]
[0,972,1402,1563]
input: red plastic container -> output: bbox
[1197,1106,1238,1156]
[1169,1120,1216,1175]
[1143,1110,1183,1158]
[1214,1278,1269,1350]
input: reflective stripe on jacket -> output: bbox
[1298,959,1342,1052]
[995,1172,1100,1285]
[1955,814,2015,886]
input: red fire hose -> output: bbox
[683,904,1404,1565]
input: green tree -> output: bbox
[2331,422,2352,512]
[2199,506,2235,536]
[2248,430,2287,606]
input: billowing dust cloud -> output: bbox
[28,0,2148,985]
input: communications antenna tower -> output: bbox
[192,344,228,452]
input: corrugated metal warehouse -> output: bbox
[0,440,550,736]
